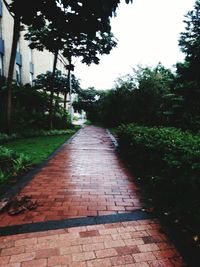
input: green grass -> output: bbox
[4,132,76,165]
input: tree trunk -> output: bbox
[54,91,59,117]
[64,91,67,110]
[68,68,72,123]
[6,15,20,133]
[67,56,73,123]
[49,49,59,130]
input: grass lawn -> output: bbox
[4,132,76,165]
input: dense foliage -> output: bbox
[174,0,200,131]
[117,123,200,233]
[0,82,71,132]
[73,87,104,123]
[179,0,200,85]
[75,1,200,134]
[35,70,81,95]
[78,59,199,132]
[75,64,178,128]
[0,146,30,184]
[5,0,132,132]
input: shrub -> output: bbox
[117,124,200,231]
[0,83,72,132]
[0,146,30,184]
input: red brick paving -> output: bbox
[0,220,185,266]
[0,126,141,227]
[0,125,186,266]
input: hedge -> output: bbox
[117,124,200,231]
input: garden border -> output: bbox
[0,127,82,201]
[0,209,152,236]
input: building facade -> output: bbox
[0,0,67,85]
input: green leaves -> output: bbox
[179,0,200,61]
[12,153,30,172]
[34,70,80,95]
[84,64,175,127]
[117,123,200,234]
[24,0,118,68]
[0,146,30,184]
[176,1,200,131]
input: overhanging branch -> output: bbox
[2,0,14,18]
[58,53,68,67]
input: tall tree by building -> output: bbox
[3,0,132,132]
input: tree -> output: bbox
[115,65,174,126]
[25,23,68,129]
[73,87,104,123]
[3,0,64,132]
[35,70,81,111]
[4,0,132,132]
[75,64,175,127]
[26,22,117,128]
[35,70,68,94]
[178,0,200,86]
[179,0,200,84]
[62,31,117,123]
[175,0,200,131]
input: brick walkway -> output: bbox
[0,220,184,267]
[0,126,186,266]
[0,126,141,227]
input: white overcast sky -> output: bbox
[74,0,196,90]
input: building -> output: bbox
[0,0,67,85]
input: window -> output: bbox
[29,72,34,86]
[0,17,2,38]
[0,0,2,17]
[16,64,21,84]
[17,40,20,52]
[0,16,4,76]
[29,47,33,63]
[29,45,34,85]
[16,38,22,83]
[0,53,3,76]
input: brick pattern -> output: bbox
[0,220,185,266]
[0,126,141,227]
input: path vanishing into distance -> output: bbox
[0,126,186,266]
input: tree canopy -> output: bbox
[178,0,200,84]
[4,0,132,132]
[35,70,81,95]
[5,0,133,34]
[26,25,117,65]
[175,0,200,131]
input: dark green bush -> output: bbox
[117,124,200,230]
[0,83,71,132]
[0,146,30,184]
